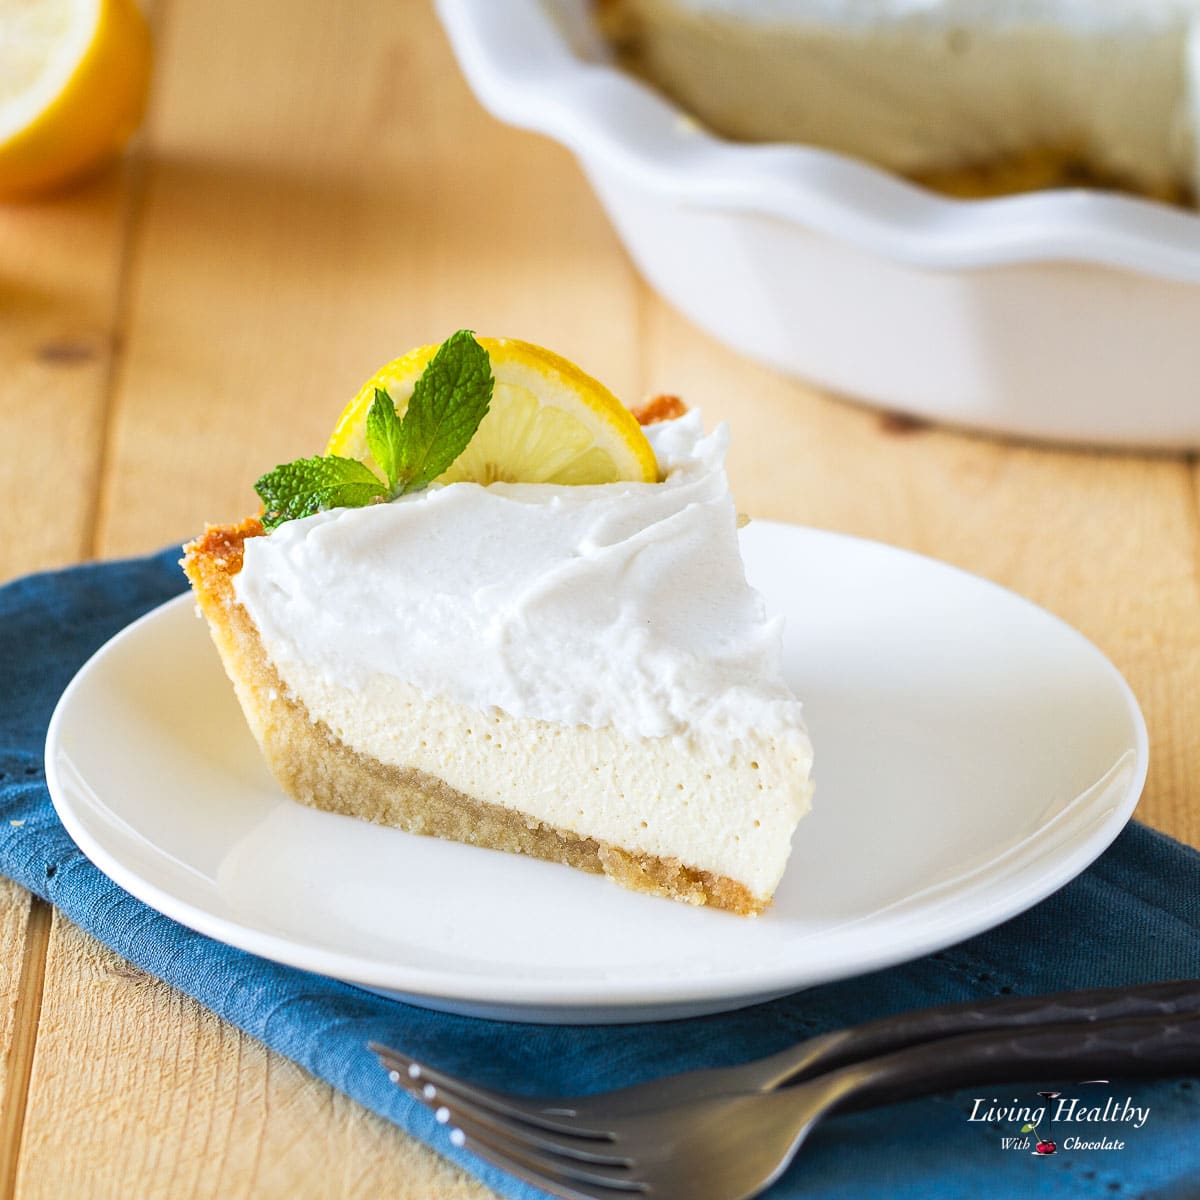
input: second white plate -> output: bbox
[439,0,1200,448]
[46,524,1147,1023]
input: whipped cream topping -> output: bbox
[234,411,806,747]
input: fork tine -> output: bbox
[379,1048,632,1167]
[401,1076,632,1165]
[383,1053,642,1189]
[448,1130,633,1200]
[446,1109,646,1194]
[370,1043,614,1138]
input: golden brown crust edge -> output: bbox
[181,513,765,917]
[630,393,688,426]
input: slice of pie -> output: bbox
[183,334,813,915]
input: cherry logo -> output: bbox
[1010,1084,1111,1158]
[1023,1090,1062,1156]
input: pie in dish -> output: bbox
[183,333,813,915]
[597,0,1200,204]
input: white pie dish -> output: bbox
[46,523,1147,1023]
[436,0,1200,449]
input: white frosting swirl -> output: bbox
[234,412,804,746]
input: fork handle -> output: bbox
[760,978,1200,1089]
[827,1010,1200,1114]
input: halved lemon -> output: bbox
[327,337,659,486]
[0,0,152,201]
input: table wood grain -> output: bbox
[2,1,1198,1196]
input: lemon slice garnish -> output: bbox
[328,337,659,486]
[0,0,151,200]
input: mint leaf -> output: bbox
[254,330,495,531]
[365,387,404,491]
[256,455,387,530]
[394,329,493,494]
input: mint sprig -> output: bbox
[255,330,494,531]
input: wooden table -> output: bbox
[2,2,1198,1196]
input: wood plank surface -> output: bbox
[94,0,638,553]
[0,168,139,582]
[16,916,489,1200]
[0,888,42,1200]
[1,0,1198,1196]
[0,77,147,1200]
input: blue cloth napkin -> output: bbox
[1,549,1198,1200]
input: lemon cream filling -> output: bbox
[234,411,807,749]
[608,0,1200,198]
[250,664,811,897]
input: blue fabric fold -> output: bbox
[1,549,1198,1199]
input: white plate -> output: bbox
[46,524,1147,1024]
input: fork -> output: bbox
[371,977,1200,1132]
[381,1009,1200,1200]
